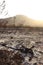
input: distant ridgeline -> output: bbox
[0,15,43,28]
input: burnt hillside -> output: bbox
[0,27,43,65]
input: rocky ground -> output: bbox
[0,27,43,65]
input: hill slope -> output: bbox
[0,15,43,27]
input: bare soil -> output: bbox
[0,27,43,65]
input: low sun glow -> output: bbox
[0,0,43,20]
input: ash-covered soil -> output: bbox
[0,27,43,65]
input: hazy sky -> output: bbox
[0,0,43,20]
